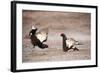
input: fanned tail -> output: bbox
[76,42,84,45]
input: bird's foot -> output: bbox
[40,44,48,49]
[63,47,69,52]
[73,47,79,51]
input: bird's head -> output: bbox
[32,25,37,30]
[60,33,67,40]
[31,25,37,32]
[60,33,65,36]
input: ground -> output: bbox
[22,10,91,63]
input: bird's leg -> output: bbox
[73,47,79,51]
[63,48,67,52]
[63,46,69,52]
[69,46,73,50]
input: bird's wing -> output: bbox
[66,38,78,48]
[36,32,48,43]
[69,38,82,45]
[66,39,74,48]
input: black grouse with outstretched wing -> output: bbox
[29,26,48,49]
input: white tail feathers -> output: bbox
[32,25,36,29]
[36,31,48,43]
[66,38,79,48]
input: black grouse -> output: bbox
[29,25,48,49]
[60,33,79,52]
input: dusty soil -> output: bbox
[22,10,91,63]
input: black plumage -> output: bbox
[60,33,79,52]
[29,27,48,49]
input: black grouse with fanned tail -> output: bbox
[60,33,79,52]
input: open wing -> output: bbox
[66,39,74,48]
[36,32,48,43]
[66,38,77,48]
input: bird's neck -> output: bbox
[62,36,67,50]
[31,29,37,35]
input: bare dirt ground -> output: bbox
[22,10,91,63]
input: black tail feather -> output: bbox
[38,43,48,49]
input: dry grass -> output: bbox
[22,48,90,63]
